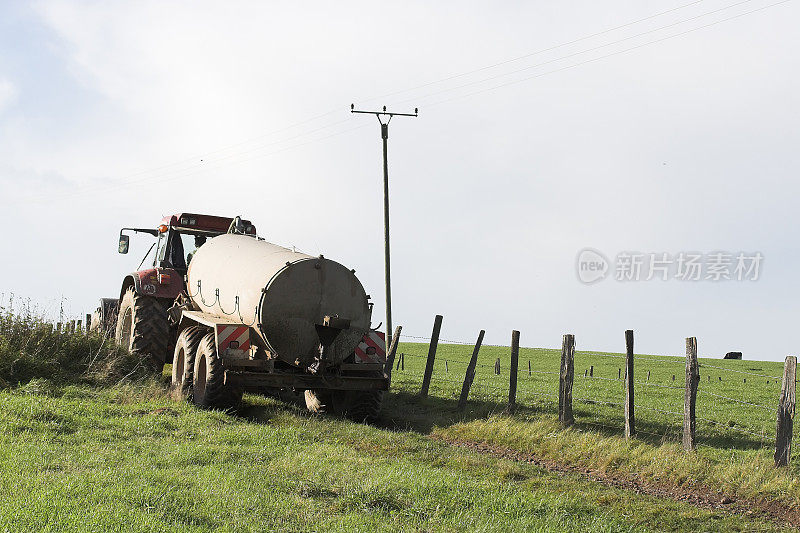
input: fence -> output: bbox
[389,315,797,469]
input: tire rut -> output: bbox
[429,434,800,529]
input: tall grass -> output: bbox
[0,302,149,388]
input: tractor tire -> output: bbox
[192,332,242,410]
[115,287,169,373]
[171,326,204,399]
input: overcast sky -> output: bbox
[1,1,798,361]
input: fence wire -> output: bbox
[392,343,782,450]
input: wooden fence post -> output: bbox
[624,329,636,439]
[56,322,62,333]
[384,325,402,381]
[494,358,500,375]
[683,337,699,451]
[559,334,575,427]
[528,360,531,376]
[775,356,797,467]
[458,330,485,411]
[419,315,442,397]
[590,365,593,377]
[76,320,82,333]
[85,314,92,332]
[508,330,520,411]
[68,320,75,334]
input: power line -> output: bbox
[425,0,793,108]
[367,0,711,102]
[393,0,760,106]
[8,0,791,204]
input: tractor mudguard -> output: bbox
[121,268,183,300]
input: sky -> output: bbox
[0,0,798,361]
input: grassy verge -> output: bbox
[0,306,795,530]
[0,307,148,387]
[0,385,788,532]
[389,342,800,511]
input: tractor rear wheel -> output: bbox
[115,287,169,373]
[192,332,242,410]
[171,326,204,399]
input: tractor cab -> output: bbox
[119,213,256,274]
[98,213,257,337]
[91,212,257,369]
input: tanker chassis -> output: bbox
[93,213,389,420]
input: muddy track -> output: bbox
[430,435,800,529]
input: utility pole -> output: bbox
[351,103,418,352]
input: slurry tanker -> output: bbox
[93,213,388,420]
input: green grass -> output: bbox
[0,384,789,532]
[389,342,800,509]
[0,305,796,531]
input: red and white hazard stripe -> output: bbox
[216,324,251,353]
[354,331,386,363]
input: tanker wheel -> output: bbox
[304,382,383,422]
[115,287,169,373]
[192,332,242,410]
[344,388,384,423]
[171,326,204,399]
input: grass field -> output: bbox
[390,341,800,509]
[0,307,797,531]
[4,383,791,532]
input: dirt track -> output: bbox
[431,435,800,529]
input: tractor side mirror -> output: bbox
[118,234,130,254]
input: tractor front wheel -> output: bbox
[115,287,170,373]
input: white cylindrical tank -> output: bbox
[187,234,371,367]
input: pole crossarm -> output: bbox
[350,103,418,352]
[351,104,419,119]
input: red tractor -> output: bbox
[93,213,389,419]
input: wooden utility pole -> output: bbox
[351,104,418,351]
